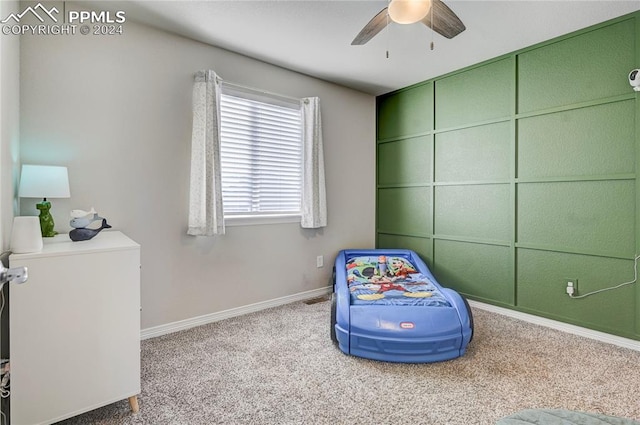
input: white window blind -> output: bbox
[219,85,302,217]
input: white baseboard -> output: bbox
[469,300,640,352]
[140,286,332,340]
[141,291,640,352]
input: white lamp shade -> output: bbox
[10,216,43,253]
[388,0,431,24]
[18,165,70,199]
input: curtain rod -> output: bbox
[195,71,307,104]
[220,79,308,104]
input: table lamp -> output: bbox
[18,164,71,237]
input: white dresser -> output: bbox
[9,231,141,425]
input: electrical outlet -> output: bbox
[316,255,324,268]
[566,279,578,296]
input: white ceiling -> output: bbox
[111,0,640,95]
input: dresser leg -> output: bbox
[128,396,139,413]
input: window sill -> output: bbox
[224,214,301,227]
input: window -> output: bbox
[219,84,302,221]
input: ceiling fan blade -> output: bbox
[351,7,389,45]
[421,0,465,39]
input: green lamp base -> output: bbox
[36,200,58,237]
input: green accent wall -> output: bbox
[376,12,640,340]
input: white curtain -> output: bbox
[187,70,225,236]
[300,97,327,229]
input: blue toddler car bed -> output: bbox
[330,249,473,363]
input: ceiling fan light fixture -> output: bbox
[388,0,431,25]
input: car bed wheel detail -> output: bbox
[330,292,338,345]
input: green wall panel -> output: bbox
[517,180,635,257]
[377,187,431,235]
[376,13,639,339]
[518,101,635,178]
[517,249,636,337]
[378,136,431,186]
[435,122,511,182]
[378,83,433,140]
[377,234,432,265]
[435,58,513,129]
[433,240,513,304]
[518,19,635,113]
[435,184,511,241]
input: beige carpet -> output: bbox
[58,300,640,425]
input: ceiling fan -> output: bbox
[352,0,466,45]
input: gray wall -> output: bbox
[0,0,20,250]
[19,19,376,329]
